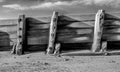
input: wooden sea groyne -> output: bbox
[0,9,120,55]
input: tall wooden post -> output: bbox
[92,10,105,52]
[46,11,58,54]
[12,15,27,55]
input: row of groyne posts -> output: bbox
[11,9,108,55]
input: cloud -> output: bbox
[2,0,120,10]
[80,0,120,7]
[0,0,4,2]
[31,1,72,8]
[2,4,29,10]
[2,1,74,10]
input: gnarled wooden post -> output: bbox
[46,11,58,54]
[11,15,27,55]
[92,10,105,52]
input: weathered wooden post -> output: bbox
[11,15,27,55]
[46,11,58,54]
[53,42,61,56]
[92,10,105,52]
[100,41,107,53]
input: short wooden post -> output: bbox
[54,43,61,56]
[92,10,105,52]
[12,15,27,55]
[46,11,58,54]
[100,41,107,53]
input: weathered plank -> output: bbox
[27,17,50,24]
[104,28,120,34]
[28,22,94,30]
[105,13,120,21]
[28,24,49,30]
[0,19,17,25]
[104,20,120,26]
[27,36,91,45]
[103,34,120,41]
[0,26,17,34]
[58,15,94,27]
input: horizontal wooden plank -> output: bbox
[0,46,12,51]
[2,34,120,46]
[57,29,93,35]
[30,17,51,23]
[104,28,120,34]
[0,28,93,39]
[28,28,92,36]
[64,22,94,28]
[104,25,120,28]
[0,19,17,25]
[28,28,93,37]
[0,31,17,39]
[27,36,92,45]
[57,37,92,43]
[105,13,120,21]
[28,22,94,30]
[27,30,49,37]
[0,38,10,46]
[0,25,17,33]
[104,20,120,26]
[26,17,50,24]
[0,14,95,27]
[28,24,49,30]
[28,36,48,45]
[0,28,93,35]
[0,36,92,46]
[104,26,120,30]
[0,35,16,40]
[65,15,95,27]
[0,25,17,39]
[103,34,120,41]
[0,24,17,27]
[67,14,95,21]
[35,14,95,22]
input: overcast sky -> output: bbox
[0,0,120,19]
